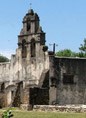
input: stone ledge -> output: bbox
[33,105,86,113]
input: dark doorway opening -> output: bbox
[29,87,49,107]
[29,70,49,106]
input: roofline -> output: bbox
[55,56,86,60]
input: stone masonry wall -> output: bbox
[54,57,86,105]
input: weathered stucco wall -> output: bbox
[50,57,86,105]
[0,62,10,82]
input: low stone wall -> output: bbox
[33,105,86,113]
[20,104,33,110]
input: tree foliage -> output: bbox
[56,49,78,57]
[0,54,9,62]
[79,38,86,57]
[55,49,86,58]
[55,38,86,58]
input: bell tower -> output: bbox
[18,9,47,61]
[12,8,49,108]
[22,9,40,34]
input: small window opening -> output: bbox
[63,73,74,84]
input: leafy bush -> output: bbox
[2,109,13,118]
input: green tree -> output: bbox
[79,38,86,55]
[55,39,86,58]
[55,49,80,57]
[56,49,73,57]
[0,54,9,62]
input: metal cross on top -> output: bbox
[30,3,32,9]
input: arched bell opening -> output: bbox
[30,39,36,57]
[22,39,27,58]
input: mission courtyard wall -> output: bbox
[50,56,86,105]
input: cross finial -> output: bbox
[30,3,32,9]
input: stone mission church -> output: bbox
[0,8,86,109]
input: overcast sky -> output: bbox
[0,0,86,58]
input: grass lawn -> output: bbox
[11,111,86,118]
[0,109,86,118]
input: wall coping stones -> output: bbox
[33,105,86,113]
